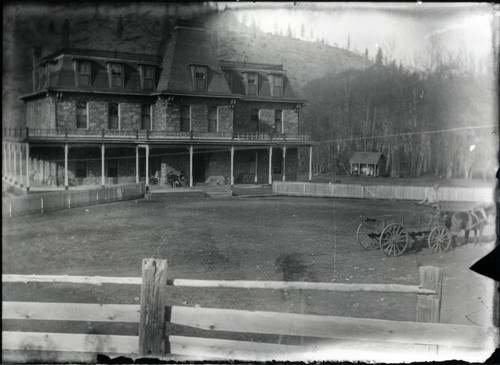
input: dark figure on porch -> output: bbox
[179,171,186,187]
[167,171,181,187]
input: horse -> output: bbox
[449,204,495,247]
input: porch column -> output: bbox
[254,152,258,184]
[25,143,30,191]
[309,145,313,182]
[64,143,69,189]
[19,145,24,187]
[13,144,17,184]
[101,144,105,187]
[189,145,193,188]
[145,145,150,187]
[268,146,273,184]
[230,145,234,186]
[135,146,139,184]
[282,146,287,182]
[2,143,6,177]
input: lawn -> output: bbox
[2,196,496,335]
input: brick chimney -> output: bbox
[32,47,42,92]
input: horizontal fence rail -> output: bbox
[2,183,145,217]
[273,181,494,202]
[3,262,497,363]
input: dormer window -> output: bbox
[272,74,283,97]
[247,73,258,96]
[140,65,155,91]
[108,63,124,88]
[76,60,91,87]
[191,65,207,91]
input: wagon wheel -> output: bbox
[380,223,409,257]
[428,226,451,252]
[356,222,380,250]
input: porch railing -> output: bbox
[4,128,310,142]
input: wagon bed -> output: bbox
[357,211,451,256]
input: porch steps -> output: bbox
[147,188,205,199]
[201,185,233,197]
[232,185,273,197]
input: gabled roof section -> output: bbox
[349,152,385,164]
[157,24,231,95]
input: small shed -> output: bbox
[349,152,386,177]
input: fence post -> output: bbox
[139,258,169,358]
[416,266,443,323]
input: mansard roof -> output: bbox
[21,23,304,103]
[157,24,232,96]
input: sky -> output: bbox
[216,2,497,67]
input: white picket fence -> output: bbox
[273,182,494,202]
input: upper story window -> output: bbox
[250,109,259,133]
[108,63,124,88]
[247,73,258,96]
[208,106,218,132]
[108,103,119,129]
[275,110,283,133]
[180,105,191,132]
[140,65,155,91]
[76,102,88,129]
[141,104,151,130]
[76,61,91,87]
[192,66,207,91]
[272,75,283,97]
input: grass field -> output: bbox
[2,195,496,336]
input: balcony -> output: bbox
[3,128,310,144]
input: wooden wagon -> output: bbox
[356,207,451,256]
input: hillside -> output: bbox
[2,4,370,128]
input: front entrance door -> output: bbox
[193,153,207,183]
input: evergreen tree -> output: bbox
[375,47,383,65]
[116,15,123,40]
[49,20,55,34]
[61,19,70,49]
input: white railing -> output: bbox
[19,128,310,142]
[273,181,495,202]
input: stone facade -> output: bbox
[26,97,56,129]
[233,101,299,134]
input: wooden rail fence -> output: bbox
[3,260,497,362]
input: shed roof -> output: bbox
[349,152,385,164]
